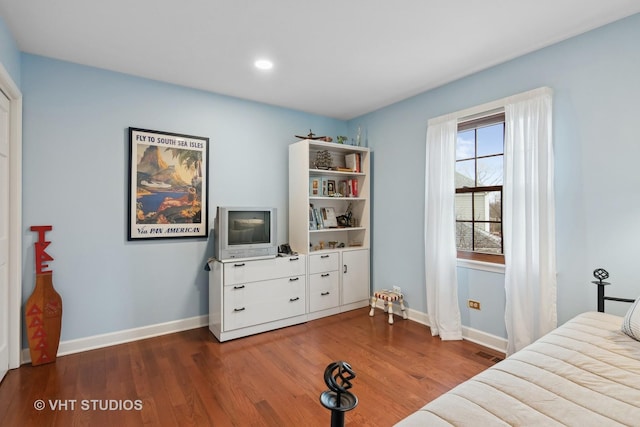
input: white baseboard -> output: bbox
[21,315,208,364]
[21,306,508,364]
[374,301,507,354]
[461,326,507,354]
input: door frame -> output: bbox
[0,62,22,369]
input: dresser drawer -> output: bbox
[223,275,306,331]
[223,255,306,285]
[309,252,339,274]
[309,271,339,312]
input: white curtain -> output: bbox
[503,88,557,355]
[424,116,462,340]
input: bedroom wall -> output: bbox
[352,12,640,339]
[20,53,346,347]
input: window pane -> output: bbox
[472,192,488,221]
[455,193,473,221]
[477,155,503,186]
[474,223,502,254]
[456,222,473,251]
[455,159,475,188]
[456,130,475,160]
[477,124,503,157]
[487,191,502,222]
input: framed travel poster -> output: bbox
[128,127,209,240]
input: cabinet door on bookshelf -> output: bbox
[342,249,370,305]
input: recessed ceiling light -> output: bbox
[254,59,274,70]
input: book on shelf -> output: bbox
[348,178,358,197]
[313,207,324,229]
[344,153,361,173]
[309,205,317,230]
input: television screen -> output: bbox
[228,210,271,245]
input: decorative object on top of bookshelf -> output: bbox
[295,129,332,142]
[355,125,362,146]
[336,136,348,144]
[315,150,333,169]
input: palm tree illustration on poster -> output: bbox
[128,127,209,240]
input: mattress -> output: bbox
[395,312,640,426]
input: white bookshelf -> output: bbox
[289,139,370,319]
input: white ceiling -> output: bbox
[1,1,639,119]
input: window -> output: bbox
[455,112,505,264]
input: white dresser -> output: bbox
[208,255,307,342]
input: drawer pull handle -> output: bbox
[233,263,246,267]
[233,307,246,312]
[320,255,330,258]
[321,273,330,277]
[289,277,300,282]
[289,297,300,302]
[321,291,330,296]
[233,285,245,289]
[289,257,299,261]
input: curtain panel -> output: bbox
[424,116,462,340]
[503,87,557,355]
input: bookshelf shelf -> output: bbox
[309,227,366,233]
[309,169,366,177]
[309,196,366,202]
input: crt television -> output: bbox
[213,207,277,260]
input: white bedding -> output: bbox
[395,312,640,426]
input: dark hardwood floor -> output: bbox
[0,308,504,426]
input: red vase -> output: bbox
[25,272,62,366]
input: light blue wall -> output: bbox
[20,54,346,345]
[352,13,640,338]
[0,15,20,87]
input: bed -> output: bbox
[396,304,640,426]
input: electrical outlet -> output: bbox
[468,300,481,310]
[393,285,402,294]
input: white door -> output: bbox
[0,90,10,382]
[342,249,370,305]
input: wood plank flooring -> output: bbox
[0,308,504,426]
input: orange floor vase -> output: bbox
[25,272,62,365]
